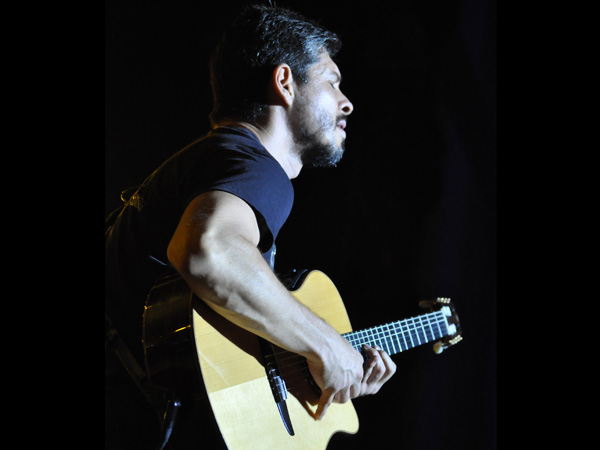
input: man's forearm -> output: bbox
[172,230,345,366]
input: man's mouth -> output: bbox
[336,119,347,138]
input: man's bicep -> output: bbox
[167,190,261,269]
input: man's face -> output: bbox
[290,52,354,168]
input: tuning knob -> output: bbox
[433,341,444,354]
[449,335,463,346]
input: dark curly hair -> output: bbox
[209,4,342,127]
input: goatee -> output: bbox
[295,114,347,168]
[300,137,345,168]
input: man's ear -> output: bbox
[270,63,295,107]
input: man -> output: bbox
[106,4,396,447]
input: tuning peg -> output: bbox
[449,335,463,346]
[433,341,445,354]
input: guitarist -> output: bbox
[106,5,396,448]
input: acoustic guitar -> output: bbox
[143,270,462,449]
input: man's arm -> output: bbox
[167,190,395,419]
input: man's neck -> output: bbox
[216,120,303,179]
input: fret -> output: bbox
[429,312,442,340]
[405,320,413,344]
[424,312,437,341]
[431,314,442,340]
[420,315,431,342]
[358,329,367,347]
[372,326,382,351]
[411,317,423,346]
[434,311,448,337]
[430,313,442,340]
[404,319,417,348]
[431,312,444,340]
[355,329,365,349]
[367,327,376,347]
[396,321,408,352]
[360,328,369,347]
[417,316,431,343]
[438,316,447,336]
[345,332,356,349]
[375,325,385,353]
[383,323,396,354]
[421,316,431,343]
[400,320,410,349]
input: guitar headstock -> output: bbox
[419,297,463,354]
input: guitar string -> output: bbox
[343,312,448,353]
[273,317,447,392]
[267,313,449,388]
[270,312,448,367]
[271,312,447,363]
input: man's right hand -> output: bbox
[307,339,363,420]
[307,340,397,420]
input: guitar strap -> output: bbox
[105,309,181,450]
[106,203,180,450]
[104,311,148,397]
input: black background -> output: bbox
[106,0,496,448]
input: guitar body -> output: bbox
[144,270,359,449]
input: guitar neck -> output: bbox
[342,310,453,356]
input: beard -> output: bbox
[290,103,347,168]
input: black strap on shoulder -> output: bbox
[105,309,181,450]
[105,312,148,392]
[106,203,180,450]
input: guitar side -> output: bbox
[191,270,360,449]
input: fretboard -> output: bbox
[342,311,450,356]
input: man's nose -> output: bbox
[340,93,354,115]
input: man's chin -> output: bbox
[304,145,344,168]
